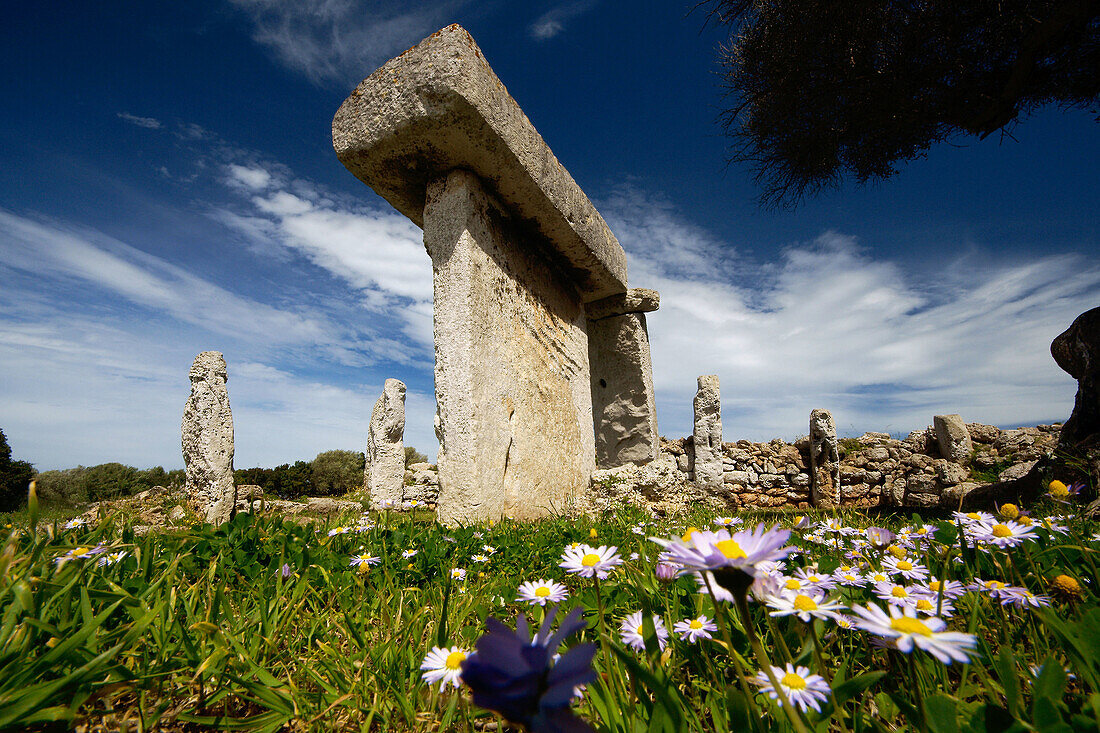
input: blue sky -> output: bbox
[2,1,1097,471]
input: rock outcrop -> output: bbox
[809,409,840,506]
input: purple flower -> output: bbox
[655,562,680,582]
[281,563,292,578]
[461,606,596,733]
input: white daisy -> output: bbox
[560,544,623,579]
[752,664,832,713]
[420,646,470,691]
[850,603,977,664]
[515,579,569,606]
[673,615,717,642]
[620,611,668,651]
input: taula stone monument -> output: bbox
[809,408,840,506]
[366,378,406,509]
[1052,307,1100,449]
[181,351,236,525]
[333,25,659,523]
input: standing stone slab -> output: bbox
[693,375,723,492]
[934,414,972,464]
[425,170,595,523]
[181,351,235,525]
[334,25,627,523]
[588,288,660,468]
[366,379,406,509]
[809,409,840,507]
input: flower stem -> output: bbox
[734,591,813,733]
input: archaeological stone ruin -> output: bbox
[809,409,840,506]
[365,378,407,509]
[333,24,660,523]
[181,351,237,525]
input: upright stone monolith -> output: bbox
[366,378,406,509]
[809,409,840,506]
[693,375,723,492]
[588,288,660,468]
[181,351,236,525]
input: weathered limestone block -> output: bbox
[693,376,723,492]
[424,170,595,523]
[366,378,406,509]
[809,409,840,506]
[933,459,968,487]
[181,351,235,525]
[1052,307,1100,447]
[588,304,659,467]
[934,414,972,464]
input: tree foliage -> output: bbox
[702,0,1100,207]
[0,429,35,512]
[311,450,365,497]
[404,446,429,467]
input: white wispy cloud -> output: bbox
[214,162,436,349]
[227,0,470,85]
[0,210,330,348]
[116,111,162,129]
[529,0,599,39]
[602,187,1093,441]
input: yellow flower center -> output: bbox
[589,528,598,538]
[891,617,933,636]
[808,575,821,582]
[891,586,909,598]
[915,599,934,611]
[72,546,90,555]
[681,527,699,541]
[1052,574,1081,593]
[581,553,601,567]
[445,651,466,669]
[636,625,645,635]
[897,560,913,571]
[992,524,1012,538]
[985,581,1005,590]
[916,528,928,534]
[781,672,808,690]
[793,595,818,611]
[1018,516,1034,526]
[999,504,1019,520]
[888,546,906,559]
[1049,480,1069,497]
[966,512,981,520]
[535,586,551,598]
[690,619,703,629]
[872,574,887,582]
[715,540,747,559]
[929,581,942,591]
[785,579,801,590]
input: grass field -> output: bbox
[1,487,1098,732]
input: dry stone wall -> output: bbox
[583,420,1061,515]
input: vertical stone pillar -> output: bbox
[809,408,840,506]
[424,170,595,524]
[587,288,660,468]
[693,375,723,492]
[181,351,236,525]
[366,378,406,509]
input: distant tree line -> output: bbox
[0,426,431,510]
